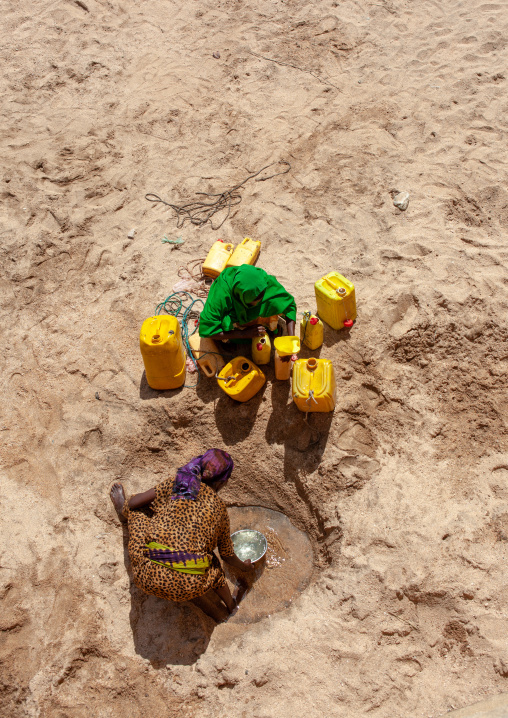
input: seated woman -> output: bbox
[110,449,253,622]
[198,265,297,343]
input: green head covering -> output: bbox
[231,265,269,323]
[199,266,296,338]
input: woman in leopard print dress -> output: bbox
[110,449,253,621]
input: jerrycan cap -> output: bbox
[343,319,354,329]
[274,336,300,357]
[310,317,319,325]
[256,343,263,351]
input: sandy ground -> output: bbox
[1,0,508,716]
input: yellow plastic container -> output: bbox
[274,351,297,380]
[227,237,261,268]
[140,316,186,390]
[315,272,356,330]
[252,334,271,365]
[292,357,336,413]
[188,333,225,378]
[217,356,266,402]
[300,312,324,350]
[274,336,300,357]
[202,240,234,278]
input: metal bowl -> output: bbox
[231,529,267,563]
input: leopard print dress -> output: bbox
[123,480,235,602]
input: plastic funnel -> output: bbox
[274,336,301,357]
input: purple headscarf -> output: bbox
[171,449,234,501]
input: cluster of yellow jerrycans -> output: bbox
[139,270,357,414]
[202,237,261,278]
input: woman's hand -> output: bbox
[209,326,265,341]
[241,325,266,338]
[223,554,256,572]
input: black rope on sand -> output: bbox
[145,160,291,230]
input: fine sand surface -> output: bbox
[1,0,508,716]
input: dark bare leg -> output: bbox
[110,482,127,524]
[213,583,236,614]
[191,595,224,623]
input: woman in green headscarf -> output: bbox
[199,265,296,342]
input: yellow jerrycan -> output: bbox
[292,357,336,412]
[140,316,186,390]
[202,239,234,278]
[274,336,300,380]
[251,333,271,365]
[315,272,356,330]
[227,237,261,268]
[217,356,266,402]
[300,312,324,350]
[187,333,225,378]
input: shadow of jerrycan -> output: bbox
[140,315,186,390]
[216,356,265,402]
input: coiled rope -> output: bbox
[145,160,291,230]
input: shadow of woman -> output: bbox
[213,380,268,445]
[119,521,216,668]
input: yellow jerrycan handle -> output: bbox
[324,275,347,296]
[150,318,163,342]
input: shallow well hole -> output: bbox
[225,506,314,624]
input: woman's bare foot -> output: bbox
[110,482,127,523]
